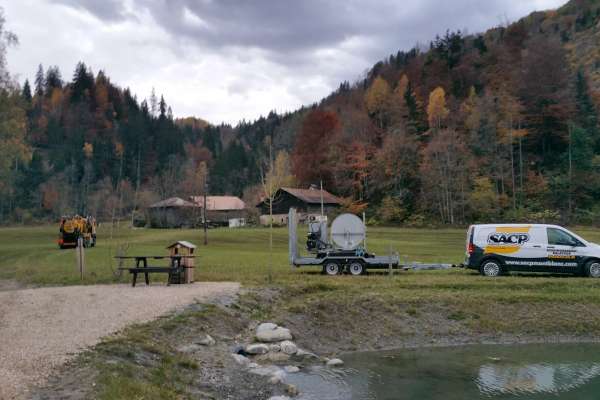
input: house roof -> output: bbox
[166,240,197,249]
[267,187,342,205]
[189,195,246,211]
[148,197,199,208]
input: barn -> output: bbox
[256,186,342,225]
[189,195,246,226]
[146,197,201,228]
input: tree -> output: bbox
[291,109,340,187]
[388,75,409,129]
[420,129,471,224]
[364,76,391,129]
[427,86,449,131]
[44,66,63,95]
[21,79,31,103]
[34,64,44,97]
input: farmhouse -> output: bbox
[147,197,200,228]
[256,186,342,225]
[190,195,246,226]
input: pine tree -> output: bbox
[34,63,44,97]
[21,79,32,103]
[44,65,63,95]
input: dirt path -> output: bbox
[0,282,240,399]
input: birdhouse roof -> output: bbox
[166,240,197,249]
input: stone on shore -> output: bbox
[231,353,251,366]
[256,322,293,342]
[198,334,216,346]
[245,343,270,355]
[284,365,300,373]
[326,358,344,367]
[279,340,298,355]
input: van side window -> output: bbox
[547,228,583,247]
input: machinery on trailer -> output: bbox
[58,215,97,249]
[288,208,400,275]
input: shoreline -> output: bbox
[32,284,600,399]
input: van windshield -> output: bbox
[547,228,584,247]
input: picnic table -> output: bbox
[116,255,195,287]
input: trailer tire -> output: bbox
[323,262,341,276]
[348,261,365,276]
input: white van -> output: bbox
[465,224,600,277]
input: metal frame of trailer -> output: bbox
[288,208,453,275]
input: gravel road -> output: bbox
[0,282,240,399]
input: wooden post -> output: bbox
[388,244,393,277]
[203,182,208,246]
[76,237,85,280]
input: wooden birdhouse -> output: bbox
[167,241,196,284]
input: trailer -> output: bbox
[288,208,453,275]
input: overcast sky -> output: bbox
[5,0,565,125]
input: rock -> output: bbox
[231,353,251,366]
[267,352,291,362]
[326,358,344,367]
[269,371,285,384]
[257,322,278,331]
[256,323,293,342]
[268,397,291,400]
[279,340,298,355]
[198,334,216,346]
[245,343,270,355]
[248,362,259,368]
[269,344,281,352]
[294,349,319,360]
[285,383,299,396]
[284,365,300,373]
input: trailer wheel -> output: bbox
[323,262,341,276]
[348,261,365,276]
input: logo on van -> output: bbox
[487,233,530,245]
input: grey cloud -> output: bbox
[54,0,561,66]
[50,0,129,21]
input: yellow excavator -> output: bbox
[58,215,97,249]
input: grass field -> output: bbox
[0,224,475,286]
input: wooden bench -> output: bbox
[116,255,194,287]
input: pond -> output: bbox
[285,343,600,400]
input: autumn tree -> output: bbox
[427,86,449,131]
[291,109,340,187]
[420,128,471,224]
[364,76,391,129]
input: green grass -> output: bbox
[0,224,474,286]
[1,224,600,289]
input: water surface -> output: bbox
[286,343,600,399]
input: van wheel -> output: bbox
[585,260,600,278]
[481,260,501,277]
[348,261,364,276]
[323,262,341,276]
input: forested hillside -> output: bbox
[1,0,600,225]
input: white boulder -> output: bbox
[245,343,270,355]
[256,322,292,342]
[284,365,300,373]
[326,358,344,367]
[269,344,281,352]
[279,340,298,355]
[198,334,216,346]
